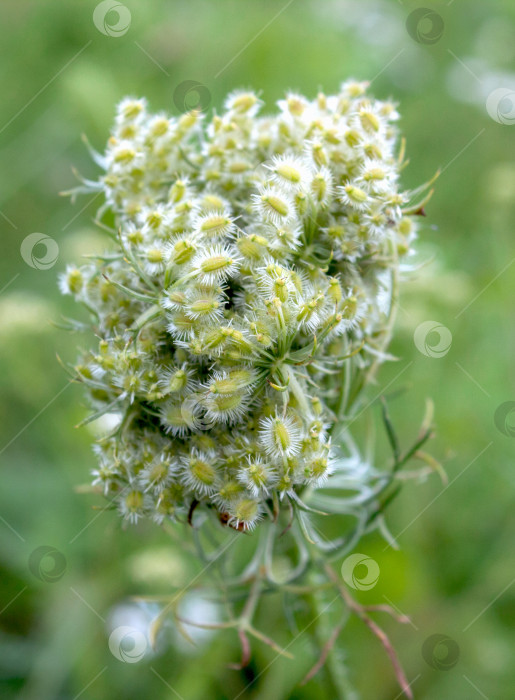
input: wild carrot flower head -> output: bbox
[62,81,421,530]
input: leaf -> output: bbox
[415,450,447,485]
[75,395,125,428]
[81,133,107,168]
[296,509,348,553]
[420,397,434,434]
[51,316,90,332]
[288,490,329,516]
[103,275,157,303]
[381,396,400,463]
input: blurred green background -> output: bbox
[1,1,515,698]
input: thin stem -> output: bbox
[300,618,345,686]
[324,562,413,700]
[302,568,358,700]
[304,570,358,699]
[240,574,262,624]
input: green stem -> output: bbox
[305,575,358,700]
[240,574,262,625]
[131,303,161,332]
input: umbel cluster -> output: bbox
[61,82,417,530]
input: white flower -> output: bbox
[203,391,250,425]
[115,97,148,125]
[224,90,262,117]
[259,411,302,459]
[309,166,334,207]
[180,449,220,496]
[193,210,235,240]
[118,488,152,524]
[184,287,225,323]
[190,245,241,285]
[139,455,177,493]
[58,265,84,296]
[252,185,296,226]
[227,497,262,531]
[256,262,298,303]
[237,455,278,496]
[339,183,372,211]
[142,240,169,275]
[203,367,258,396]
[160,397,200,436]
[157,365,196,395]
[266,154,311,192]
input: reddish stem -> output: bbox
[227,627,251,670]
[324,562,413,700]
[300,619,345,686]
